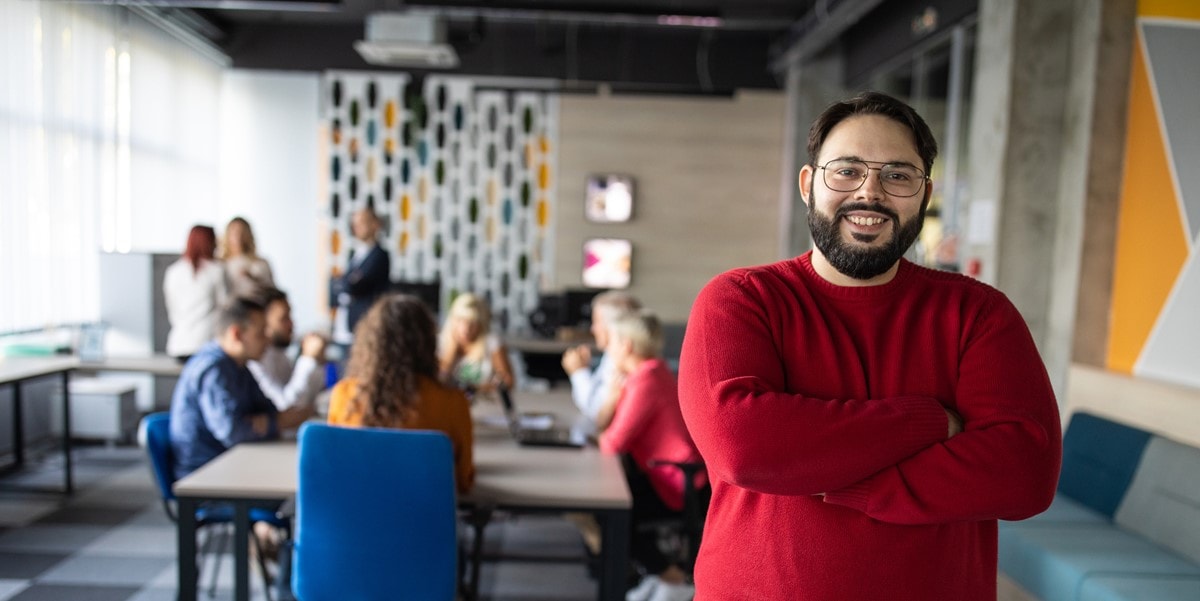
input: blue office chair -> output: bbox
[138,412,285,600]
[291,423,459,601]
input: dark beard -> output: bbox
[807,200,926,280]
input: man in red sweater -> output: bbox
[678,91,1062,600]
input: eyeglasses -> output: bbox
[817,159,928,197]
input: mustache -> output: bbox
[834,202,899,222]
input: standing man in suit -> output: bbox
[331,207,391,346]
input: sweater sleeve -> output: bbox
[678,272,951,496]
[822,292,1062,524]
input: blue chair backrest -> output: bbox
[292,422,458,601]
[139,412,177,504]
[1058,412,1152,519]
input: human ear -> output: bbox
[798,164,815,207]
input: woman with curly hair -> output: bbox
[326,293,475,493]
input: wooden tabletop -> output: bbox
[175,389,631,511]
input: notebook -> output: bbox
[499,388,586,449]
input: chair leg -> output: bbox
[207,524,230,598]
[249,526,274,601]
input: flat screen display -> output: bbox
[582,238,632,289]
[585,174,634,223]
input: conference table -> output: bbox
[172,390,633,601]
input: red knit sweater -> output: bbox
[678,252,1061,601]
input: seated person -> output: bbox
[598,309,706,601]
[169,297,313,480]
[561,291,641,430]
[327,293,475,494]
[438,292,515,399]
[248,288,328,412]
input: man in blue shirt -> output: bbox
[170,297,312,480]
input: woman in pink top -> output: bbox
[598,310,706,601]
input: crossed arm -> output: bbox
[678,274,1061,525]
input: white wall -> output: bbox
[218,70,323,332]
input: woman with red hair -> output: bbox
[163,225,228,360]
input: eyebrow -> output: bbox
[833,155,921,169]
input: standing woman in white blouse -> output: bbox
[220,216,275,300]
[163,225,228,361]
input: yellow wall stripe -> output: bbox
[1106,32,1190,372]
[1139,0,1200,19]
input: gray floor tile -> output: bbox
[0,499,60,528]
[0,525,109,554]
[0,580,30,601]
[79,524,176,557]
[36,506,142,527]
[36,555,174,586]
[5,583,140,601]
[124,586,177,601]
[0,552,69,579]
[477,561,595,601]
[120,507,173,528]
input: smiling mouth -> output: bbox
[846,215,886,226]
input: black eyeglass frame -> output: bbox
[816,159,930,198]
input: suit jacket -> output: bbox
[331,242,391,335]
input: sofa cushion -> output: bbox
[1115,436,1200,565]
[1018,494,1111,526]
[999,524,1200,601]
[1080,574,1200,601]
[1059,412,1152,518]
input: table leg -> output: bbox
[60,371,72,494]
[598,508,630,601]
[234,502,251,601]
[178,498,199,601]
[12,381,24,469]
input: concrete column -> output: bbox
[782,48,846,258]
[965,0,1135,397]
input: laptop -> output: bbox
[499,388,586,449]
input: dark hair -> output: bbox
[215,297,266,335]
[260,287,288,307]
[346,294,440,427]
[183,225,217,273]
[806,91,938,174]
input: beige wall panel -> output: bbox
[555,91,787,323]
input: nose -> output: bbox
[855,168,887,201]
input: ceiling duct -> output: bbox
[354,13,459,69]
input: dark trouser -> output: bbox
[621,454,681,576]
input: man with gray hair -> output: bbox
[561,290,641,430]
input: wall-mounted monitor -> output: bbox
[582,238,632,289]
[585,174,634,223]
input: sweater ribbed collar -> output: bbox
[794,250,914,302]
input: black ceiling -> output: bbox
[151,0,820,94]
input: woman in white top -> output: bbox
[163,225,228,360]
[221,216,275,300]
[438,293,516,398]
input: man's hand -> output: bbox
[300,333,327,360]
[561,345,592,375]
[945,406,964,438]
[278,404,316,430]
[249,414,272,436]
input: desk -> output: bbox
[0,356,77,494]
[174,392,632,601]
[76,354,183,377]
[1,354,182,494]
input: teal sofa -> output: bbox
[999,413,1200,600]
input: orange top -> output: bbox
[328,375,475,494]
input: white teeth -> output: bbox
[847,216,885,226]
